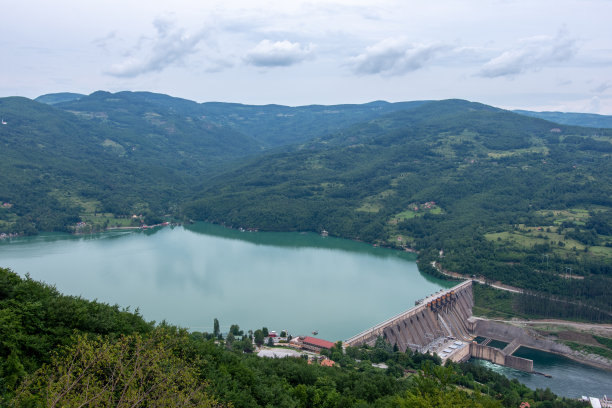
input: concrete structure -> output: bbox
[469,317,573,356]
[470,342,533,372]
[345,280,474,353]
[344,280,544,373]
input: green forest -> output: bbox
[184,100,612,317]
[0,267,588,407]
[1,92,612,406]
[2,93,612,317]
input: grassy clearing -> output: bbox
[485,226,612,259]
[487,146,549,158]
[356,202,382,213]
[589,246,612,257]
[392,203,442,222]
[355,190,396,213]
[564,341,612,360]
[80,213,137,228]
[594,335,612,349]
[394,210,417,220]
[535,208,591,225]
[472,283,528,319]
[48,190,100,213]
[485,230,584,250]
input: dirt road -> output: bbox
[498,318,612,337]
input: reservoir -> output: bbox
[2,223,610,398]
[0,222,451,341]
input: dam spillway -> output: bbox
[345,279,536,373]
[345,280,474,352]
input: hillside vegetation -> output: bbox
[0,92,428,235]
[184,99,612,317]
[515,109,612,129]
[2,93,611,316]
[0,93,262,234]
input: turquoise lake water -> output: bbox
[1,222,610,398]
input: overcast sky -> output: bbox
[2,0,611,113]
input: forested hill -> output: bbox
[197,100,429,147]
[0,95,261,234]
[34,92,85,105]
[53,91,429,147]
[184,99,612,316]
[514,109,612,129]
[0,91,433,235]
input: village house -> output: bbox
[300,336,335,353]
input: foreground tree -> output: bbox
[10,329,222,408]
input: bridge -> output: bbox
[345,280,474,352]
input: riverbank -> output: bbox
[495,318,612,371]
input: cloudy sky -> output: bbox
[2,0,611,113]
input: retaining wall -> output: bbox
[471,318,573,355]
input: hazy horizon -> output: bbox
[2,0,611,114]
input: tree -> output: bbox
[11,330,221,407]
[262,327,269,337]
[254,330,265,347]
[229,324,243,336]
[240,337,254,353]
[226,332,235,348]
[213,318,220,338]
[267,337,274,347]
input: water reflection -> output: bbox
[0,223,451,340]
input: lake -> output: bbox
[0,222,451,341]
[2,222,610,398]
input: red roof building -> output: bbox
[301,336,335,353]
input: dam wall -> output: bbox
[345,280,473,352]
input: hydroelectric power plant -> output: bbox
[345,280,535,373]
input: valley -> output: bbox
[1,91,612,406]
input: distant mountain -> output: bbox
[198,100,429,147]
[55,91,263,162]
[514,109,612,129]
[35,92,85,105]
[73,91,429,147]
[185,99,612,313]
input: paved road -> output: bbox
[431,261,524,294]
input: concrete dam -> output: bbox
[345,280,474,352]
[345,280,534,372]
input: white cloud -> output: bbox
[244,40,314,67]
[107,18,208,78]
[591,81,612,93]
[349,37,452,76]
[478,28,578,78]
